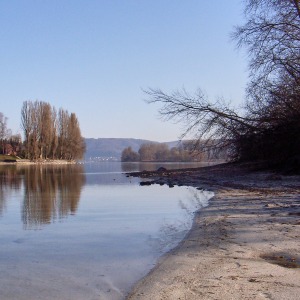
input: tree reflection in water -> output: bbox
[17,165,85,229]
[0,165,23,216]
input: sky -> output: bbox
[0,0,248,142]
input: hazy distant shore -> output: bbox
[126,162,300,300]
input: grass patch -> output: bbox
[0,154,18,162]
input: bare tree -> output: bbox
[138,143,157,161]
[21,101,34,159]
[21,101,85,161]
[57,108,69,160]
[66,113,85,160]
[121,147,140,162]
[21,101,43,159]
[38,102,53,159]
[231,0,300,163]
[145,1,300,166]
[144,88,256,159]
[122,142,205,162]
[50,107,58,159]
[232,0,300,106]
[0,112,9,154]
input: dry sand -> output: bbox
[126,163,300,300]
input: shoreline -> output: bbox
[0,159,77,165]
[126,163,300,300]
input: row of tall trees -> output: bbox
[121,141,226,162]
[21,101,85,160]
[145,1,300,169]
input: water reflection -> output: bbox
[148,188,213,253]
[0,163,214,300]
[0,165,22,215]
[22,165,85,229]
[81,161,215,186]
[0,165,85,229]
[121,161,213,172]
[179,188,210,216]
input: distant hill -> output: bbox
[84,138,157,160]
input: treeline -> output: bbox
[21,101,85,160]
[0,101,85,161]
[121,141,227,162]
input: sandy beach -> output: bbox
[126,163,300,300]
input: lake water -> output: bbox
[0,162,213,300]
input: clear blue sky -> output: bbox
[0,0,248,142]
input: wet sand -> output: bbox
[126,163,300,300]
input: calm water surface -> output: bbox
[0,162,213,300]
